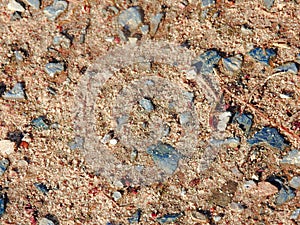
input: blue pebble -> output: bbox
[233,112,253,135]
[222,55,243,72]
[248,47,276,65]
[274,62,298,74]
[275,186,296,205]
[128,209,142,224]
[32,116,49,129]
[0,195,6,217]
[34,183,50,194]
[147,143,181,174]
[201,0,215,7]
[289,176,300,189]
[157,212,183,224]
[247,127,287,150]
[0,159,9,176]
[192,50,221,75]
[263,0,274,9]
[139,98,154,112]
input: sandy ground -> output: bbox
[0,0,299,224]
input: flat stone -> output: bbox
[247,127,288,150]
[140,25,149,35]
[281,149,300,167]
[289,176,300,189]
[139,98,154,112]
[112,191,122,201]
[222,54,243,73]
[263,0,274,10]
[275,186,296,205]
[290,208,300,220]
[14,50,24,61]
[43,0,68,21]
[24,0,40,9]
[256,182,278,197]
[233,112,253,135]
[0,194,6,217]
[32,116,49,129]
[248,47,276,65]
[0,159,9,176]
[53,35,71,48]
[39,218,55,225]
[274,62,298,74]
[0,140,15,156]
[201,0,215,7]
[146,143,181,174]
[118,7,143,33]
[34,183,50,194]
[192,50,221,75]
[128,209,142,224]
[2,82,26,100]
[157,213,183,224]
[7,0,25,12]
[150,13,164,36]
[45,62,64,77]
[179,111,193,126]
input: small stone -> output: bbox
[161,124,170,137]
[7,130,24,146]
[34,183,50,194]
[128,209,142,224]
[2,82,26,100]
[247,127,287,150]
[232,112,253,135]
[0,194,7,217]
[39,218,55,225]
[201,0,215,7]
[150,13,164,36]
[217,111,231,132]
[112,191,122,201]
[248,47,276,65]
[24,0,40,9]
[104,36,114,42]
[183,91,194,103]
[230,202,245,212]
[256,182,278,197]
[53,35,71,48]
[109,139,118,146]
[157,212,183,224]
[130,149,138,162]
[275,186,296,205]
[281,149,300,167]
[43,0,68,21]
[45,62,64,77]
[179,112,193,126]
[32,116,49,129]
[139,98,154,112]
[140,25,149,35]
[146,143,181,174]
[263,0,274,10]
[118,7,143,33]
[0,140,15,156]
[243,180,256,190]
[14,50,24,61]
[192,50,221,75]
[101,132,113,144]
[0,159,9,176]
[210,137,240,148]
[68,136,84,150]
[289,176,300,189]
[222,54,243,73]
[290,208,300,220]
[7,0,25,12]
[296,53,300,64]
[274,62,298,74]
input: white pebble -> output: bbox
[0,140,15,156]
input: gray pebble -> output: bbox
[140,25,149,35]
[183,91,194,103]
[0,194,6,217]
[222,54,243,73]
[201,0,215,7]
[162,124,170,137]
[281,149,300,167]
[274,62,298,74]
[192,50,221,75]
[130,149,138,162]
[275,186,295,205]
[112,191,122,201]
[34,183,49,194]
[150,13,164,36]
[146,143,181,174]
[43,0,68,21]
[0,159,9,176]
[157,212,183,224]
[24,0,40,9]
[118,7,143,33]
[39,218,55,225]
[248,47,276,65]
[296,53,300,64]
[7,0,25,12]
[68,136,84,150]
[139,98,154,112]
[290,208,300,220]
[179,111,193,126]
[263,0,274,10]
[2,82,26,100]
[233,112,253,135]
[289,176,300,189]
[45,62,64,77]
[14,50,24,61]
[53,35,71,48]
[32,116,49,129]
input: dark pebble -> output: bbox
[192,50,221,75]
[232,112,253,135]
[34,183,50,194]
[157,212,183,224]
[32,116,49,129]
[248,47,276,65]
[275,186,296,205]
[0,159,9,176]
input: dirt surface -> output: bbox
[0,0,300,224]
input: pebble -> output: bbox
[156,212,183,224]
[139,98,154,112]
[43,0,68,21]
[183,91,194,103]
[192,50,221,75]
[140,25,149,35]
[201,0,215,7]
[128,209,142,224]
[0,82,6,96]
[0,194,6,217]
[101,132,113,144]
[7,130,24,146]
[146,143,181,174]
[289,176,300,189]
[161,124,170,137]
[263,0,274,10]
[109,138,118,146]
[118,7,143,33]
[7,0,25,12]
[130,149,138,162]
[112,191,122,201]
[34,183,50,194]
[274,62,298,74]
[14,50,24,61]
[150,13,164,36]
[39,218,55,225]
[45,62,65,77]
[179,111,193,126]
[53,35,71,48]
[275,186,295,205]
[222,54,243,73]
[217,111,231,132]
[255,182,278,197]
[248,47,276,65]
[68,136,84,150]
[290,208,300,220]
[0,159,9,176]
[243,180,256,190]
[210,137,240,148]
[232,112,253,135]
[2,82,26,100]
[247,127,287,150]
[0,140,15,156]
[296,53,300,64]
[230,202,245,212]
[24,0,40,9]
[32,116,49,129]
[281,149,300,167]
